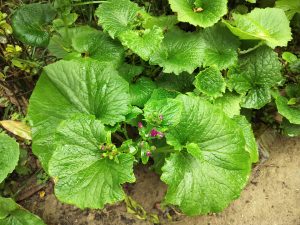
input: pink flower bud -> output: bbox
[150,129,164,138]
[159,115,163,120]
[146,151,151,157]
[138,122,143,129]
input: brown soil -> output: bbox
[20,130,300,225]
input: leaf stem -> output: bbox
[239,41,264,55]
[72,1,105,6]
[155,145,176,153]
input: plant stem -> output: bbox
[239,41,264,55]
[72,1,105,6]
[155,145,176,153]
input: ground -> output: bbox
[20,130,300,225]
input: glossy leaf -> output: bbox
[49,117,135,209]
[162,95,251,215]
[28,59,130,170]
[11,3,56,47]
[169,0,227,28]
[0,133,19,183]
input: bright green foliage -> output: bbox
[223,8,292,48]
[275,96,300,125]
[282,51,298,63]
[95,0,142,38]
[214,92,242,118]
[130,77,157,107]
[143,15,178,30]
[71,27,125,65]
[276,0,300,20]
[0,197,46,225]
[202,23,240,69]
[233,116,259,163]
[0,133,19,183]
[28,59,130,170]
[162,95,251,215]
[48,26,125,65]
[11,3,56,47]
[49,117,135,209]
[150,29,205,74]
[227,46,282,109]
[119,27,164,60]
[169,0,227,28]
[144,98,183,127]
[194,67,225,98]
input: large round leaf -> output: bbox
[49,117,135,209]
[223,8,292,48]
[11,3,56,47]
[162,95,251,215]
[0,197,45,225]
[150,29,205,74]
[28,59,130,171]
[169,0,227,28]
[0,133,19,183]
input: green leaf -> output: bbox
[143,15,178,30]
[48,26,125,65]
[0,133,19,183]
[202,23,240,69]
[275,95,300,125]
[49,117,135,209]
[169,0,227,28]
[162,95,251,215]
[144,98,183,127]
[227,46,282,109]
[281,118,300,137]
[194,67,225,98]
[130,77,157,107]
[282,51,298,63]
[0,197,45,225]
[71,27,125,66]
[150,29,205,74]
[157,72,195,92]
[214,92,242,118]
[233,116,259,163]
[118,63,144,82]
[95,0,142,38]
[119,27,164,60]
[28,59,130,170]
[276,0,300,20]
[223,8,292,48]
[11,3,56,47]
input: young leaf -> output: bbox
[275,95,300,125]
[169,0,227,28]
[95,0,142,38]
[143,15,178,30]
[227,46,282,109]
[162,95,251,215]
[223,8,292,48]
[150,29,205,74]
[194,67,225,98]
[0,133,19,183]
[144,98,183,127]
[130,77,157,107]
[49,117,135,209]
[28,59,130,170]
[11,3,56,47]
[0,197,46,225]
[214,92,242,118]
[275,0,300,20]
[119,27,164,61]
[202,23,240,69]
[233,116,259,163]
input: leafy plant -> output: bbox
[1,0,298,220]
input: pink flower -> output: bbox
[150,129,164,138]
[146,151,151,157]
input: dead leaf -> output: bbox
[0,120,31,140]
